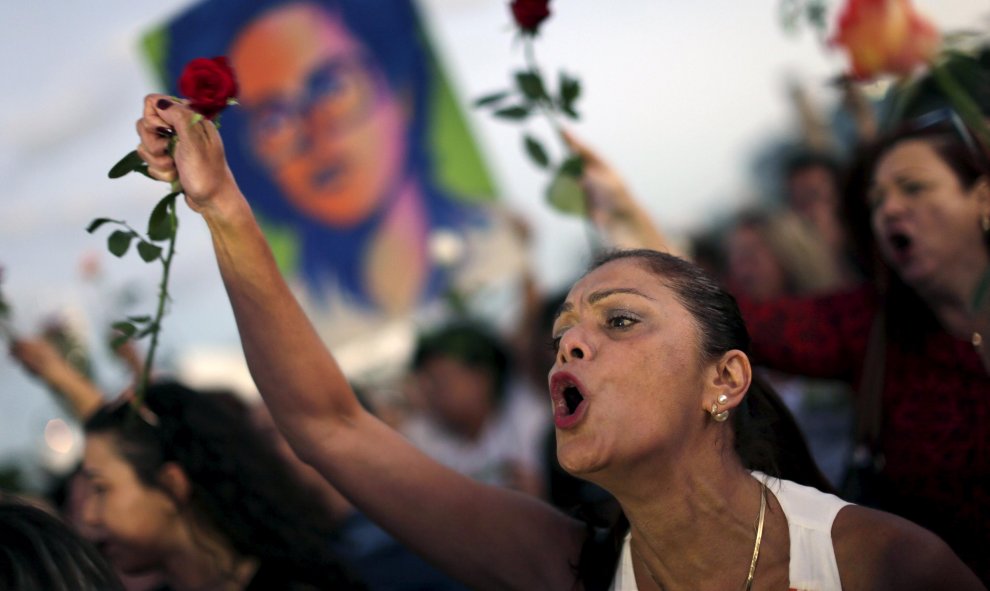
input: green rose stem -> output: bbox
[522,35,563,139]
[99,139,185,410]
[135,197,178,405]
[520,36,597,248]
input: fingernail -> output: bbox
[156,98,173,110]
[156,126,175,138]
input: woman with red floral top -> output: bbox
[752,101,990,580]
[570,92,990,583]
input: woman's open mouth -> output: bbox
[886,230,914,263]
[550,372,588,429]
[563,386,583,414]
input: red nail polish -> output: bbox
[156,126,175,137]
[156,98,173,110]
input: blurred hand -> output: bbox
[109,330,144,379]
[561,129,636,228]
[562,130,671,253]
[9,337,63,380]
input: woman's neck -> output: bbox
[915,258,990,339]
[612,455,786,590]
[161,524,258,591]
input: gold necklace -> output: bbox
[631,483,767,591]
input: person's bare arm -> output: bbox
[833,505,985,590]
[10,337,104,419]
[135,95,585,590]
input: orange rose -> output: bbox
[831,0,941,80]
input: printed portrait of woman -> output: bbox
[158,0,497,326]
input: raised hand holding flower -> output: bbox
[89,57,238,405]
[476,0,587,215]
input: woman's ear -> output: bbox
[704,349,752,412]
[975,176,990,221]
[156,462,192,504]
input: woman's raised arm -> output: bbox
[134,94,585,590]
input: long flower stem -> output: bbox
[522,36,596,246]
[135,200,178,404]
[523,36,563,139]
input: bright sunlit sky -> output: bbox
[1,0,987,483]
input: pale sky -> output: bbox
[0,0,986,483]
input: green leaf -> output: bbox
[473,90,511,108]
[107,230,136,258]
[546,168,587,216]
[137,241,163,262]
[108,150,146,179]
[112,321,137,337]
[492,105,531,120]
[515,71,549,103]
[806,0,829,33]
[560,154,585,178]
[523,135,550,169]
[86,218,122,234]
[127,315,153,324]
[558,73,582,119]
[110,331,133,349]
[147,192,180,241]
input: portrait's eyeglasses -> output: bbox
[907,107,990,172]
[245,53,385,164]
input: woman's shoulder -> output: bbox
[831,505,985,590]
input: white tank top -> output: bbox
[609,471,850,591]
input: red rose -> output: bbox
[510,0,551,35]
[177,57,239,120]
[831,0,940,80]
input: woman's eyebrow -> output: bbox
[555,287,655,319]
[587,287,654,305]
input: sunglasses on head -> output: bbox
[907,107,990,172]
